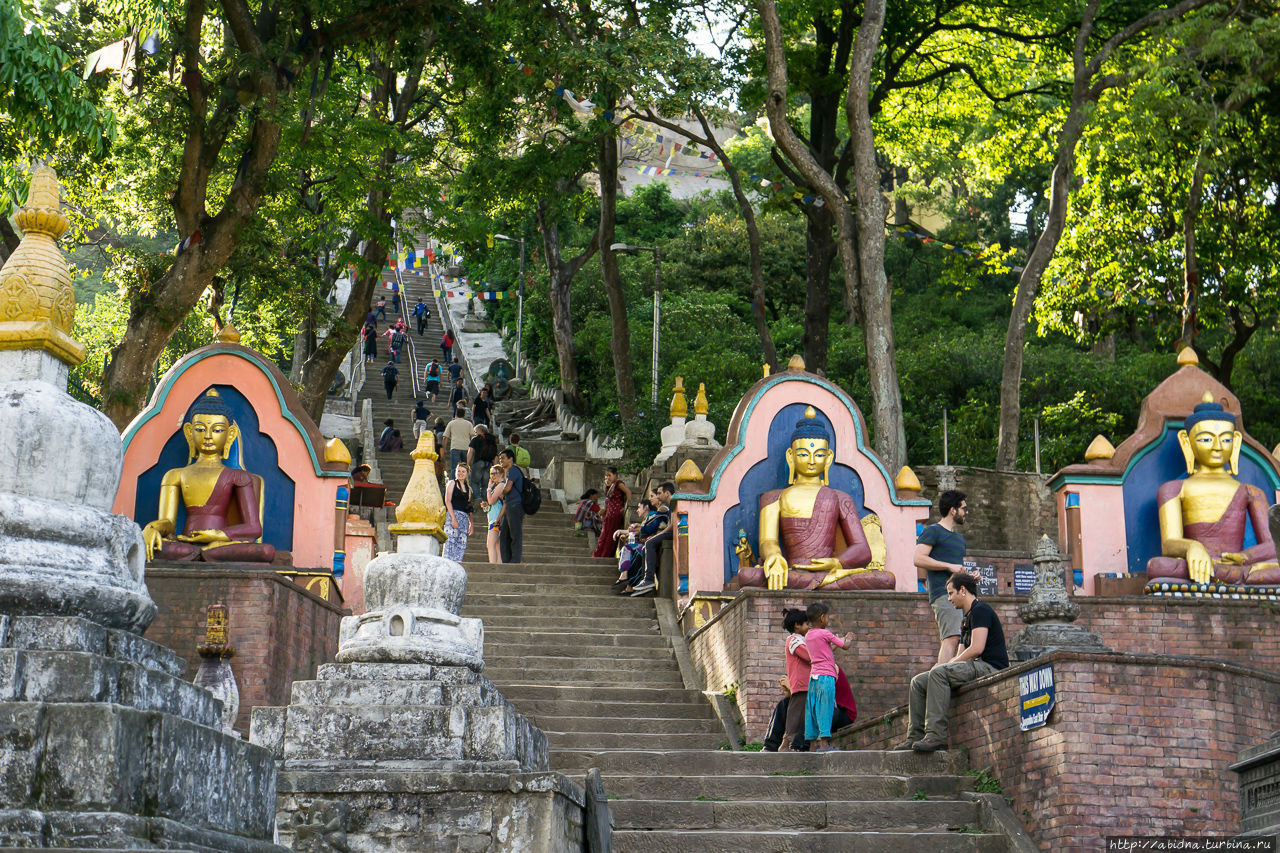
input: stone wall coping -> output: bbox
[839,648,1280,741]
[145,564,347,616]
[686,587,1280,642]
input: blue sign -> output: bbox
[1019,664,1055,731]
[1013,563,1035,594]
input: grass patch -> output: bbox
[911,789,930,801]
[965,767,1002,794]
[741,741,766,752]
[769,769,815,777]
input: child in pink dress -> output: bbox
[803,601,853,751]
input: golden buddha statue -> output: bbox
[141,390,275,563]
[1146,395,1279,585]
[737,408,895,590]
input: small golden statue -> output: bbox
[141,390,275,563]
[737,407,895,590]
[1146,394,1279,585]
[734,528,757,570]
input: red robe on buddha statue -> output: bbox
[737,486,896,590]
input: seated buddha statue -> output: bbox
[1146,395,1279,585]
[140,390,276,563]
[737,408,896,590]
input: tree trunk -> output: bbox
[994,0,1219,469]
[598,130,638,420]
[802,209,836,373]
[643,106,777,370]
[845,0,906,471]
[537,196,599,414]
[1180,149,1208,347]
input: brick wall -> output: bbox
[144,566,345,733]
[687,589,1280,742]
[840,652,1280,850]
[914,466,1056,554]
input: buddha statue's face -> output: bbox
[1186,419,1238,472]
[787,437,832,483]
[189,413,232,460]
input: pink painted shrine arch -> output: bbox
[674,369,930,595]
[112,342,348,571]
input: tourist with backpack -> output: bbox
[497,449,525,563]
[388,327,406,364]
[440,329,454,363]
[423,359,442,402]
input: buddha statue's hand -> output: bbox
[178,529,232,545]
[762,555,789,591]
[1186,542,1214,584]
[794,557,843,575]
[141,523,164,561]
[1221,552,1246,565]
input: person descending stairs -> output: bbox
[458,508,1024,851]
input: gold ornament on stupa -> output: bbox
[670,377,688,419]
[0,165,84,365]
[694,383,709,417]
[389,429,447,542]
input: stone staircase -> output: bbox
[458,510,1022,851]
[354,265,458,503]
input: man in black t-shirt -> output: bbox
[899,572,1007,753]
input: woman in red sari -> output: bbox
[592,467,632,558]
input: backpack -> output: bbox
[428,363,440,378]
[519,467,542,515]
[391,331,405,346]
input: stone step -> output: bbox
[484,653,677,670]
[483,669,687,688]
[609,797,983,832]
[482,630,671,650]
[610,829,1007,853]
[459,613,659,632]
[462,597,659,615]
[598,773,964,802]
[550,749,969,777]
[528,715,723,735]
[497,684,706,704]
[510,699,716,720]
[465,582,654,598]
[543,731,725,751]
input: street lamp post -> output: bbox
[494,233,526,379]
[610,242,662,408]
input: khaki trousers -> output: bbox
[906,660,997,741]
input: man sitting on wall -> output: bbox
[898,571,1007,752]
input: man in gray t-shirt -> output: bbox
[914,490,969,665]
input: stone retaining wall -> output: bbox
[839,652,1280,850]
[145,566,344,733]
[687,589,1280,741]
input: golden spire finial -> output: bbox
[1177,347,1198,367]
[0,165,85,365]
[217,323,241,344]
[1201,391,1214,404]
[1084,434,1116,461]
[674,458,703,485]
[763,363,771,378]
[894,465,922,493]
[389,430,446,541]
[324,437,352,464]
[670,377,688,420]
[803,405,817,420]
[787,354,805,371]
[694,383,709,416]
